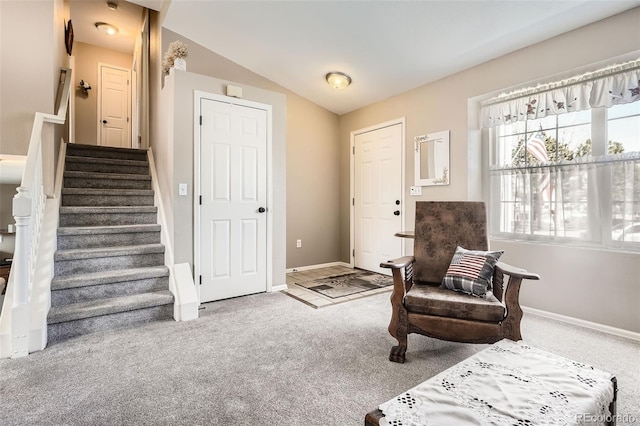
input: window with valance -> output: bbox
[481,58,640,249]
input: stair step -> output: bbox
[57,224,161,236]
[54,244,165,276]
[61,188,154,207]
[48,290,174,324]
[49,144,174,344]
[55,243,165,261]
[59,206,158,227]
[64,171,152,190]
[47,291,174,344]
[57,224,161,249]
[66,144,148,161]
[65,156,149,175]
[52,265,170,290]
[51,266,170,306]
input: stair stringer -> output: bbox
[147,148,198,321]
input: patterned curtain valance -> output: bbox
[480,58,640,128]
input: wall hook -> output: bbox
[79,80,91,93]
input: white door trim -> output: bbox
[193,91,274,302]
[97,62,131,147]
[131,68,139,149]
[350,118,406,268]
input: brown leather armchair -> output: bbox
[381,201,539,363]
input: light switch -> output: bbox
[178,183,188,196]
[410,186,422,196]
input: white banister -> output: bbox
[0,68,71,359]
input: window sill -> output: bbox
[489,234,640,255]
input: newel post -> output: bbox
[11,187,32,358]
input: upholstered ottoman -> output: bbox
[365,339,617,426]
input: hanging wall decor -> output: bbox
[414,130,450,186]
[65,20,74,56]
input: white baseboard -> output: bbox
[522,306,640,342]
[286,261,351,274]
[270,284,287,292]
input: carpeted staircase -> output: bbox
[48,144,174,343]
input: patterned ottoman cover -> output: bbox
[374,339,616,426]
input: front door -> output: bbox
[99,64,131,148]
[198,98,268,302]
[354,123,403,275]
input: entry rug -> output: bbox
[295,271,393,299]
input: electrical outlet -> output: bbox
[410,186,422,196]
[296,239,302,248]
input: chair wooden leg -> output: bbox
[390,343,407,364]
[388,307,408,363]
[388,268,408,363]
[502,277,523,341]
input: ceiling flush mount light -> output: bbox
[326,72,352,90]
[95,22,118,36]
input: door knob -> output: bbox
[394,210,400,216]
[102,120,107,124]
[258,207,266,213]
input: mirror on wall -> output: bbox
[414,130,450,186]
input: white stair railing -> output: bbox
[0,69,71,358]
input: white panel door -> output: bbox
[354,124,403,275]
[99,64,130,148]
[199,98,267,302]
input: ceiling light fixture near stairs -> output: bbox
[95,22,118,36]
[326,71,352,90]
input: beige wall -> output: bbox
[160,29,341,269]
[151,18,288,285]
[339,8,640,332]
[73,42,133,146]
[0,184,18,257]
[0,185,17,229]
[0,0,57,155]
[157,71,287,288]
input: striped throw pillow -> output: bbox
[440,246,504,297]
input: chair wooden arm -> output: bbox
[380,256,415,294]
[380,256,415,270]
[496,262,540,281]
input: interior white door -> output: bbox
[354,123,403,275]
[99,64,130,148]
[199,98,268,302]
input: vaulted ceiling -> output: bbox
[75,1,640,115]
